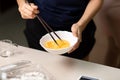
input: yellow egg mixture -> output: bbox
[45,39,70,49]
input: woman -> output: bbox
[16,0,103,60]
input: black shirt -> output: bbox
[34,0,89,28]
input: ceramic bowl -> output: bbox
[40,31,78,54]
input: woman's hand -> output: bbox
[68,23,83,54]
[18,2,39,19]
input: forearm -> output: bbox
[77,0,103,31]
[17,0,26,6]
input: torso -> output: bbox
[34,0,89,28]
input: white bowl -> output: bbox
[40,31,78,54]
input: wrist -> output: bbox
[17,0,26,6]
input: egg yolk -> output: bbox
[45,39,70,49]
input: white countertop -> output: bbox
[0,45,120,80]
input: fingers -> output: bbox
[68,44,78,54]
[68,23,82,54]
[30,3,39,14]
[71,23,82,41]
[18,3,39,19]
[77,27,82,42]
[71,24,78,37]
[68,39,81,54]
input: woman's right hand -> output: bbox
[18,2,39,19]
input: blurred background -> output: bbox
[0,0,120,68]
[0,0,28,46]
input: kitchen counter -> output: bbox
[0,45,120,80]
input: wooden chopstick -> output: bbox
[26,0,62,46]
[37,16,62,40]
[36,16,61,46]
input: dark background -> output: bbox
[0,0,17,13]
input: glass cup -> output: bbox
[0,39,18,57]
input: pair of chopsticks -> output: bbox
[26,0,62,46]
[36,16,62,46]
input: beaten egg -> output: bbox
[44,39,70,49]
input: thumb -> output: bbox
[71,24,78,37]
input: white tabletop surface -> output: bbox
[0,45,120,80]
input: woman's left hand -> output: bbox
[68,23,82,53]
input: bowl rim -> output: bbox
[39,31,78,53]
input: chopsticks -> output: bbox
[36,15,62,46]
[26,0,62,46]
